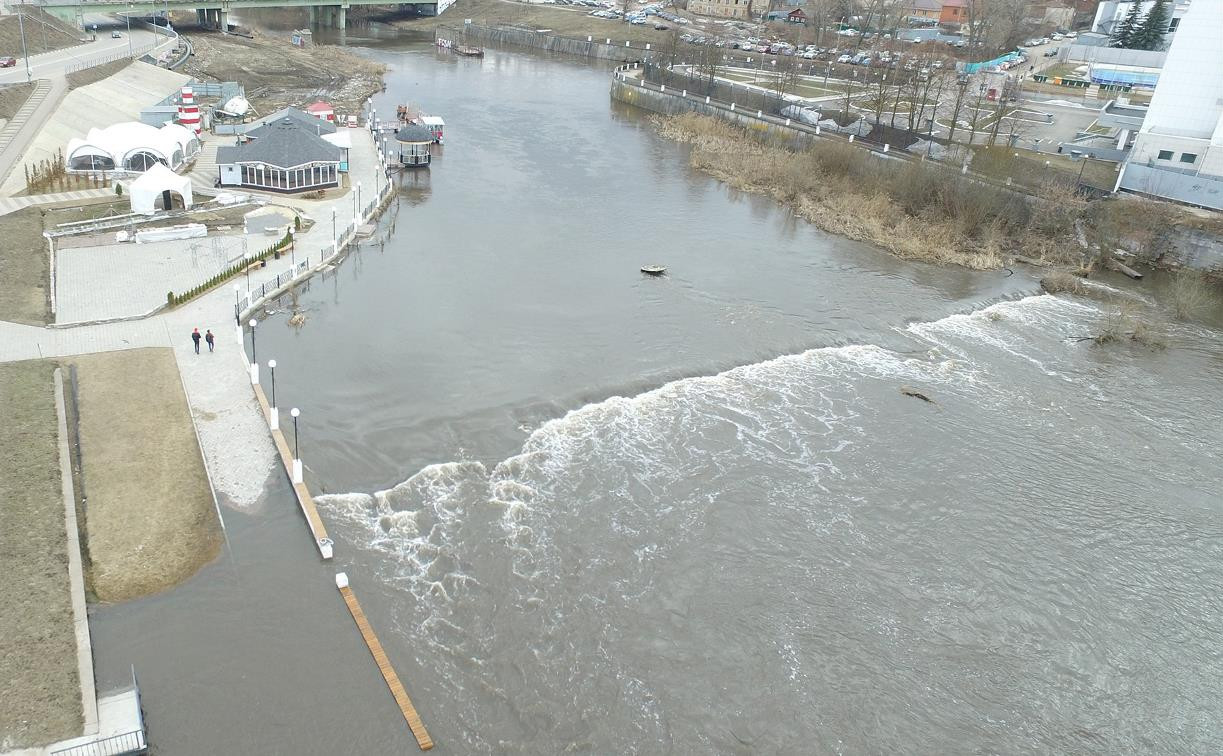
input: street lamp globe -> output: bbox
[268,359,276,369]
[291,408,300,418]
[249,319,257,328]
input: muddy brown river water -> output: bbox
[93,32,1223,754]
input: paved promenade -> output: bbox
[0,128,389,512]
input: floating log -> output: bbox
[1106,257,1144,280]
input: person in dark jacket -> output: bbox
[205,329,215,353]
[191,327,201,354]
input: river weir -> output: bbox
[92,32,1223,754]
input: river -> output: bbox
[101,30,1223,754]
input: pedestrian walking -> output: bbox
[205,329,215,353]
[191,327,201,354]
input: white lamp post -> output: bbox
[248,318,259,384]
[290,407,302,484]
[267,359,279,430]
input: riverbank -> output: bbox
[655,112,1082,270]
[393,0,679,47]
[0,361,82,750]
[175,24,385,114]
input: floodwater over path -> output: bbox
[103,33,1223,754]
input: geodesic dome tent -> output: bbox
[66,122,201,173]
[129,163,194,215]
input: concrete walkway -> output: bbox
[0,188,113,217]
[0,127,390,514]
[0,78,63,188]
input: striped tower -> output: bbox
[177,86,201,134]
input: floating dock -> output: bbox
[336,573,434,751]
[253,382,332,559]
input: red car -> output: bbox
[0,57,16,68]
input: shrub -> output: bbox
[1169,270,1212,320]
[1040,272,1087,296]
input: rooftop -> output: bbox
[218,115,340,168]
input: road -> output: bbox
[0,22,174,85]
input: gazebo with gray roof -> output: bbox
[395,124,434,168]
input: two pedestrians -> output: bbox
[191,328,217,354]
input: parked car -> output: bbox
[111,31,122,38]
[654,23,668,30]
[0,56,15,67]
[837,53,852,63]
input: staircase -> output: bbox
[0,79,53,156]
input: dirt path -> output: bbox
[67,348,222,602]
[0,360,82,750]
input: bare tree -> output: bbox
[944,73,970,146]
[965,79,990,145]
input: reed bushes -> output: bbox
[656,113,1085,270]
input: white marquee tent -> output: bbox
[66,122,200,173]
[129,163,194,215]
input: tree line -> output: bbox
[1110,0,1171,51]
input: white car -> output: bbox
[837,54,853,63]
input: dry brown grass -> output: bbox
[656,114,1086,270]
[0,206,52,325]
[1169,270,1213,320]
[0,361,82,749]
[1040,271,1087,296]
[67,348,221,602]
[1094,301,1166,348]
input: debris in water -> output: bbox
[900,386,937,405]
[288,312,307,328]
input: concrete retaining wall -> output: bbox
[611,77,819,152]
[1120,162,1223,212]
[1061,44,1166,68]
[435,25,648,62]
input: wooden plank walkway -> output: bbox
[252,381,332,558]
[338,578,434,751]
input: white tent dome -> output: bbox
[66,122,196,173]
[129,163,193,215]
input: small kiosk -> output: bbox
[395,124,434,168]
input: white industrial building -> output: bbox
[1118,0,1223,208]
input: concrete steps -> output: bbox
[0,79,52,155]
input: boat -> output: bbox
[436,37,485,57]
[640,265,667,275]
[395,104,445,144]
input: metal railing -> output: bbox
[49,729,146,756]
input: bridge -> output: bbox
[28,0,439,31]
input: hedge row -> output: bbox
[167,231,294,307]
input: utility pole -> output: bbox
[127,5,133,58]
[17,0,31,83]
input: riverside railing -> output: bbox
[49,729,146,756]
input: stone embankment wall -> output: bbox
[435,25,647,62]
[610,76,819,152]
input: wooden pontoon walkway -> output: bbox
[253,381,333,559]
[337,574,434,751]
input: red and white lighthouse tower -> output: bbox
[177,86,201,134]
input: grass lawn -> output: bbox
[67,348,221,602]
[0,207,52,325]
[971,145,1120,189]
[0,361,82,749]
